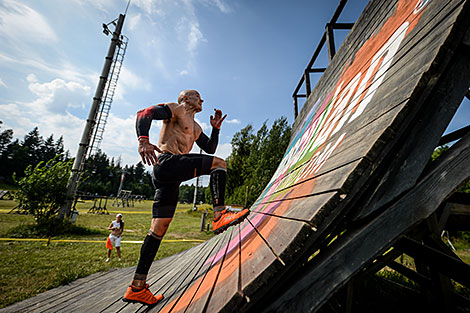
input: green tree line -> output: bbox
[0,117,292,205]
[0,122,68,184]
[0,122,155,199]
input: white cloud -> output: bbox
[99,113,142,165]
[0,52,96,86]
[203,0,232,13]
[26,74,91,113]
[115,66,151,101]
[179,70,189,76]
[0,73,145,167]
[0,77,6,88]
[226,118,241,124]
[127,13,141,31]
[0,75,93,161]
[187,21,207,54]
[0,52,143,108]
[69,0,113,14]
[195,118,210,132]
[216,142,232,159]
[0,101,85,156]
[174,2,208,58]
[132,0,158,16]
[0,0,58,44]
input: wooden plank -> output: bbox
[395,237,470,286]
[263,129,470,313]
[160,231,235,313]
[387,261,431,287]
[355,248,402,279]
[202,226,244,313]
[148,237,226,313]
[162,216,280,313]
[253,160,360,220]
[156,229,233,313]
[46,250,185,313]
[236,218,318,311]
[0,269,122,313]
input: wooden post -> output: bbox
[293,96,298,118]
[326,23,336,61]
[201,210,207,232]
[304,70,311,97]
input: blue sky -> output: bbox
[1,0,468,184]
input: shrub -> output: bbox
[5,221,104,238]
[13,157,73,236]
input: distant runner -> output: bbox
[106,213,124,262]
[122,89,249,306]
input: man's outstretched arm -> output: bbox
[196,109,226,154]
[196,128,219,154]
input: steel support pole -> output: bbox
[59,14,126,219]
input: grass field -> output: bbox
[0,199,215,309]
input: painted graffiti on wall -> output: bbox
[261,1,430,207]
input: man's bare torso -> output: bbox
[158,102,203,155]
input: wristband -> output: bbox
[138,136,149,140]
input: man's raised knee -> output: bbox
[211,157,226,170]
[150,217,172,237]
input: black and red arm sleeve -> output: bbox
[135,104,172,139]
[196,127,219,154]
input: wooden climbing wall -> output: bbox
[149,0,470,312]
[2,0,469,312]
[150,0,470,312]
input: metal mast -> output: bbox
[88,34,128,158]
[59,13,127,219]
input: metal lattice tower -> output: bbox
[87,35,128,159]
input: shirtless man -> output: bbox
[106,213,124,262]
[122,89,250,306]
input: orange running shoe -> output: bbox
[122,284,163,306]
[212,208,250,234]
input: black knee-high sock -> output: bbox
[134,231,162,280]
[210,168,226,208]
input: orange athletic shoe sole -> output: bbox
[213,208,250,234]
